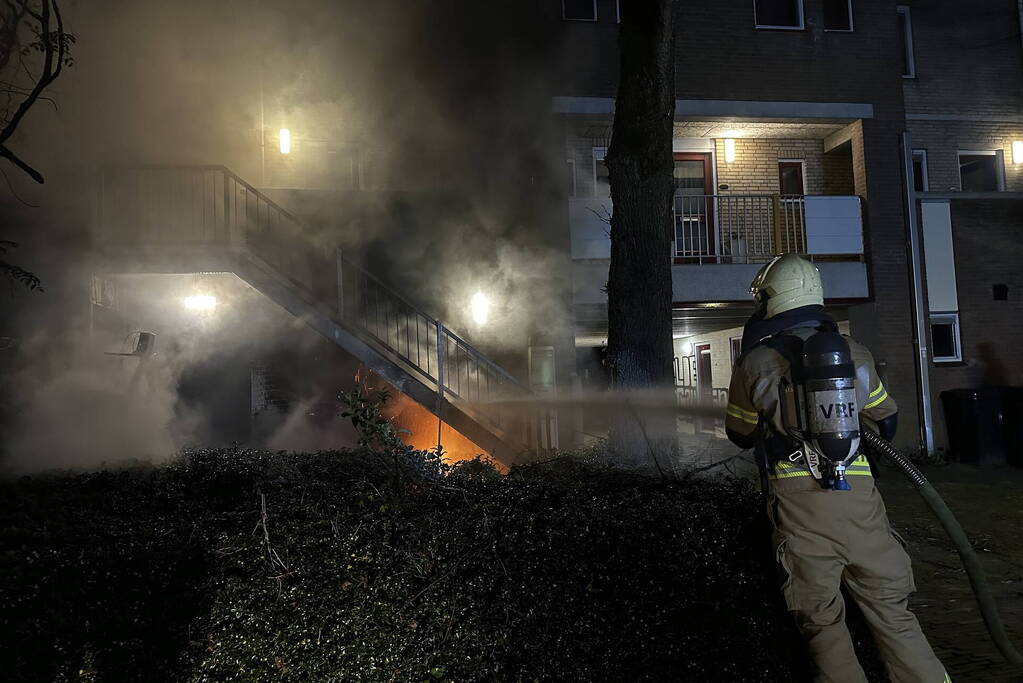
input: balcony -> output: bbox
[570,194,869,305]
[673,194,862,263]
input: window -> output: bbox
[754,0,804,29]
[930,313,962,363]
[912,149,928,192]
[778,160,805,195]
[562,0,597,21]
[823,0,853,31]
[593,148,610,197]
[567,159,577,198]
[328,148,361,190]
[958,151,1004,192]
[730,337,743,366]
[896,6,915,78]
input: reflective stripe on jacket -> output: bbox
[769,454,874,480]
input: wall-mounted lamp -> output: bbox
[681,341,693,356]
[279,128,291,155]
[470,291,490,326]
[1012,140,1023,164]
[724,138,736,164]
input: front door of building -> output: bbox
[695,343,714,433]
[673,153,715,262]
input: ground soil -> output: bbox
[878,463,1023,682]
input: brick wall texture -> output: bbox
[909,120,1023,192]
[902,0,1023,118]
[713,139,825,194]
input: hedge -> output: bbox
[0,448,887,682]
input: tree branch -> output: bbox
[0,141,42,182]
[0,0,69,184]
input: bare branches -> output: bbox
[254,490,295,595]
[0,0,74,185]
[0,239,42,290]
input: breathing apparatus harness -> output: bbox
[761,321,862,491]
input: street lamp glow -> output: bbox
[470,291,490,326]
[279,128,291,155]
[183,295,217,311]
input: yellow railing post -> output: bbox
[771,193,784,254]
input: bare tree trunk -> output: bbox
[605,0,677,466]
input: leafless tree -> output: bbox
[0,0,74,185]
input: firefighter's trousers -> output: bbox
[768,475,950,683]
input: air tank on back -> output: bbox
[802,330,860,466]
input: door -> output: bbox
[695,343,714,433]
[673,153,715,262]
[528,345,558,451]
[777,160,807,253]
[695,343,713,399]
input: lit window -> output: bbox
[563,0,597,21]
[896,6,915,78]
[823,0,853,31]
[754,0,804,29]
[958,151,1004,192]
[930,313,961,363]
[912,149,928,192]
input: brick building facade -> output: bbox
[554,0,1023,456]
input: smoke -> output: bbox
[2,329,201,474]
[1,0,580,471]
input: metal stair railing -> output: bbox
[97,165,552,453]
[336,253,554,450]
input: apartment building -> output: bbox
[555,0,1023,455]
[18,0,1017,460]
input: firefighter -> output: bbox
[725,254,950,683]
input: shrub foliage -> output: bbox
[0,445,887,681]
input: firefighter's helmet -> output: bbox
[749,254,823,318]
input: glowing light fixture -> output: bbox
[681,341,693,356]
[470,291,490,326]
[1013,140,1023,164]
[279,128,291,155]
[723,138,736,164]
[183,294,217,311]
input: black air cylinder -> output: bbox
[802,330,860,464]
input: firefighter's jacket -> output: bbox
[725,325,897,489]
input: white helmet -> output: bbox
[749,254,824,319]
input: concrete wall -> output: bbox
[572,260,869,306]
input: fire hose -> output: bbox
[860,427,1023,668]
[488,391,1023,666]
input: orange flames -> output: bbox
[383,391,491,465]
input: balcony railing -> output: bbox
[568,194,863,264]
[672,194,862,264]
